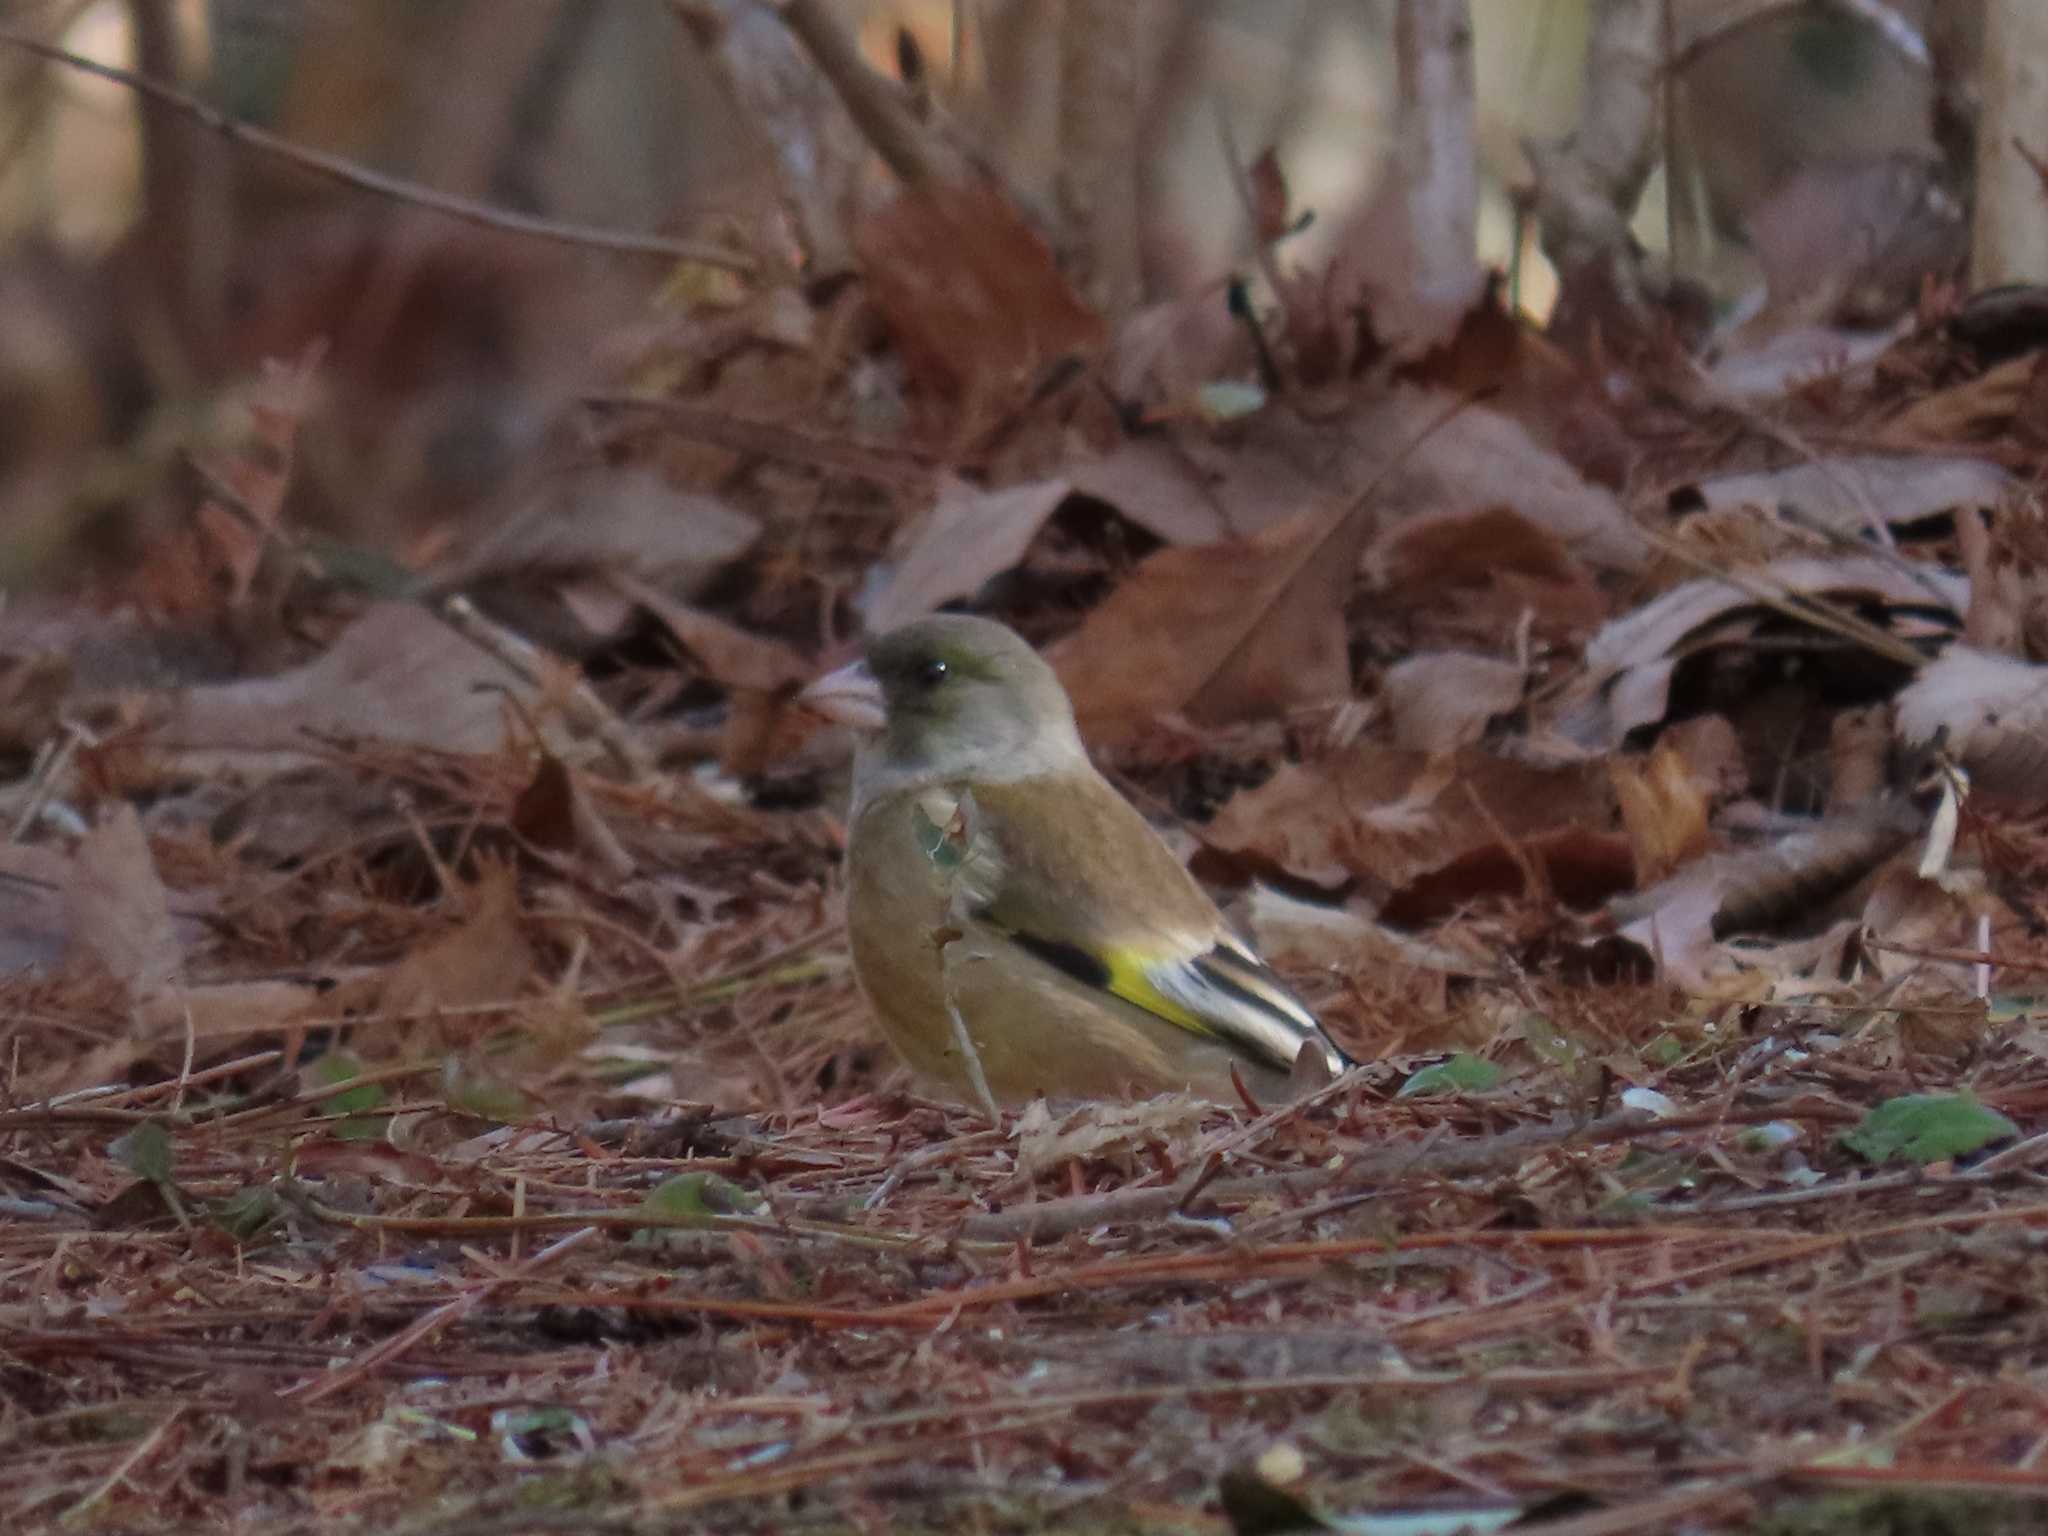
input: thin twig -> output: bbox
[284,1225,597,1403]
[0,29,754,270]
[58,1405,183,1523]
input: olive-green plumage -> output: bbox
[805,614,1349,1106]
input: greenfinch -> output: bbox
[802,614,1350,1107]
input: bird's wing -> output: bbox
[909,779,1348,1077]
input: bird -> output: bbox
[801,613,1351,1108]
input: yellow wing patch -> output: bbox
[1102,952,1216,1039]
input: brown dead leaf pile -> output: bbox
[12,152,2048,1536]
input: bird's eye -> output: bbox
[915,657,949,689]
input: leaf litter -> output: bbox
[11,179,2048,1536]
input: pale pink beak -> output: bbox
[800,658,887,734]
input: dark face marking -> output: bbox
[865,630,1003,735]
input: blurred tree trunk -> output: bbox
[677,0,862,274]
[1325,0,1478,354]
[1529,0,1661,349]
[781,0,978,191]
[130,0,225,374]
[1972,0,2048,288]
[978,0,1063,203]
[1056,0,1143,318]
[1374,0,1480,348]
[1395,0,1478,288]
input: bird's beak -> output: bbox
[799,658,887,734]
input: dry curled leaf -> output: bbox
[1204,744,1614,901]
[195,347,322,607]
[160,601,542,762]
[324,859,536,1057]
[862,475,1072,633]
[1895,645,2048,805]
[1672,454,2009,539]
[1611,739,1711,886]
[1013,1096,1208,1180]
[1379,825,1637,928]
[65,804,181,998]
[1612,798,1925,984]
[1050,499,1370,742]
[856,178,1103,410]
[1065,436,1234,545]
[1382,651,1527,751]
[1550,555,1969,749]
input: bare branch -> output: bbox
[1973,1,2048,288]
[1395,0,1480,298]
[1525,0,1662,341]
[672,0,863,272]
[777,0,979,191]
[0,26,755,270]
[1055,0,1143,319]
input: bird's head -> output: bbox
[802,615,1085,796]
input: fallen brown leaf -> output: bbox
[1673,454,2010,540]
[1660,797,1924,945]
[1203,743,1614,900]
[856,178,1104,414]
[1352,386,1647,574]
[1246,147,1291,246]
[194,347,322,607]
[1550,555,1969,749]
[326,858,536,1056]
[1895,645,2048,805]
[1379,826,1636,928]
[616,574,810,695]
[160,601,542,761]
[1955,506,2025,654]
[511,751,635,882]
[1050,497,1370,741]
[1611,740,1711,886]
[1065,437,1234,545]
[1381,651,1528,751]
[862,475,1073,632]
[438,468,763,653]
[65,804,181,997]
[1827,705,1891,809]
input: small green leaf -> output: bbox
[446,1070,531,1124]
[638,1172,763,1224]
[310,1052,389,1137]
[1519,1011,1579,1067]
[1643,1031,1687,1067]
[211,1186,283,1239]
[296,534,424,598]
[109,1121,174,1184]
[1841,1092,2017,1166]
[310,1052,386,1116]
[1396,1054,1501,1098]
